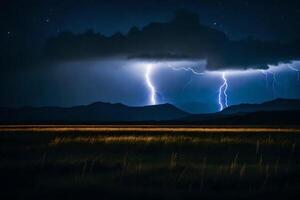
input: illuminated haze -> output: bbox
[2,59,299,113]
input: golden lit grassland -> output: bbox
[49,134,296,146]
[0,129,300,200]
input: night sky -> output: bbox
[1,0,300,113]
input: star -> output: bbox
[7,31,11,35]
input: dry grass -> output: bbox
[49,135,294,146]
[0,128,299,200]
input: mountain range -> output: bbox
[0,98,300,124]
[182,98,300,125]
[0,102,188,123]
[221,98,300,114]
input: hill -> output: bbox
[221,98,300,114]
[0,102,188,123]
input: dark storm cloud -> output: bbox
[43,10,300,70]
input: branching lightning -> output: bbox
[260,70,269,89]
[269,71,277,98]
[218,72,228,111]
[170,66,204,75]
[167,63,231,111]
[167,63,204,95]
[145,64,156,105]
[141,61,299,111]
[166,62,204,76]
[144,62,203,105]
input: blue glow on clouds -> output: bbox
[1,59,299,113]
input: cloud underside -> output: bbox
[44,11,300,70]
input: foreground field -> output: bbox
[0,126,300,199]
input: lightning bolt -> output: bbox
[144,62,203,105]
[167,63,204,95]
[140,61,300,111]
[145,64,156,105]
[269,71,277,98]
[170,66,204,75]
[218,72,228,111]
[260,70,269,89]
[169,63,231,111]
[166,62,204,76]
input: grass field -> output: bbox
[0,126,300,199]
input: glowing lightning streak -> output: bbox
[169,64,231,111]
[167,63,204,95]
[260,70,269,89]
[144,63,204,105]
[170,66,204,75]
[218,72,228,111]
[141,61,300,110]
[166,62,204,75]
[145,64,156,105]
[223,73,229,108]
[269,71,277,98]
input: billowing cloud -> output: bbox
[44,10,300,70]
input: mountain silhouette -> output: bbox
[0,102,188,123]
[174,101,216,114]
[181,98,300,125]
[182,110,300,125]
[221,98,300,114]
[1,98,300,125]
